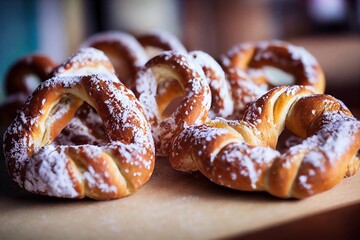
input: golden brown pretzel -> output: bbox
[135,51,211,156]
[5,54,56,96]
[220,40,326,118]
[170,86,360,198]
[189,50,233,118]
[3,74,155,200]
[137,29,187,58]
[221,40,325,94]
[82,31,148,91]
[0,54,56,127]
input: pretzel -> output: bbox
[3,74,155,199]
[82,31,147,91]
[189,51,233,118]
[0,54,56,127]
[170,86,360,198]
[137,29,187,58]
[221,40,325,93]
[135,51,211,156]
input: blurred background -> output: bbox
[0,0,359,108]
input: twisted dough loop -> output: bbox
[52,48,115,77]
[3,75,155,200]
[170,86,360,198]
[82,31,148,91]
[221,40,325,94]
[136,51,211,156]
[189,51,234,118]
[219,41,326,118]
[137,29,187,58]
[52,47,117,146]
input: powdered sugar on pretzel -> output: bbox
[52,48,115,77]
[189,51,233,118]
[3,74,155,199]
[170,86,360,198]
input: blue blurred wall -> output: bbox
[0,0,38,100]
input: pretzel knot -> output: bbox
[3,74,155,200]
[135,51,211,156]
[170,86,360,198]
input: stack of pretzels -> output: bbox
[2,30,359,200]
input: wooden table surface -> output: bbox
[1,155,359,239]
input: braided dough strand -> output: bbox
[3,75,155,200]
[170,86,360,198]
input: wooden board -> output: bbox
[1,155,359,239]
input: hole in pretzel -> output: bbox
[24,74,42,93]
[107,53,132,86]
[53,103,107,146]
[155,78,184,120]
[161,95,185,119]
[275,128,303,154]
[144,46,164,59]
[262,66,295,86]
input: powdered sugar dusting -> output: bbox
[24,145,78,197]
